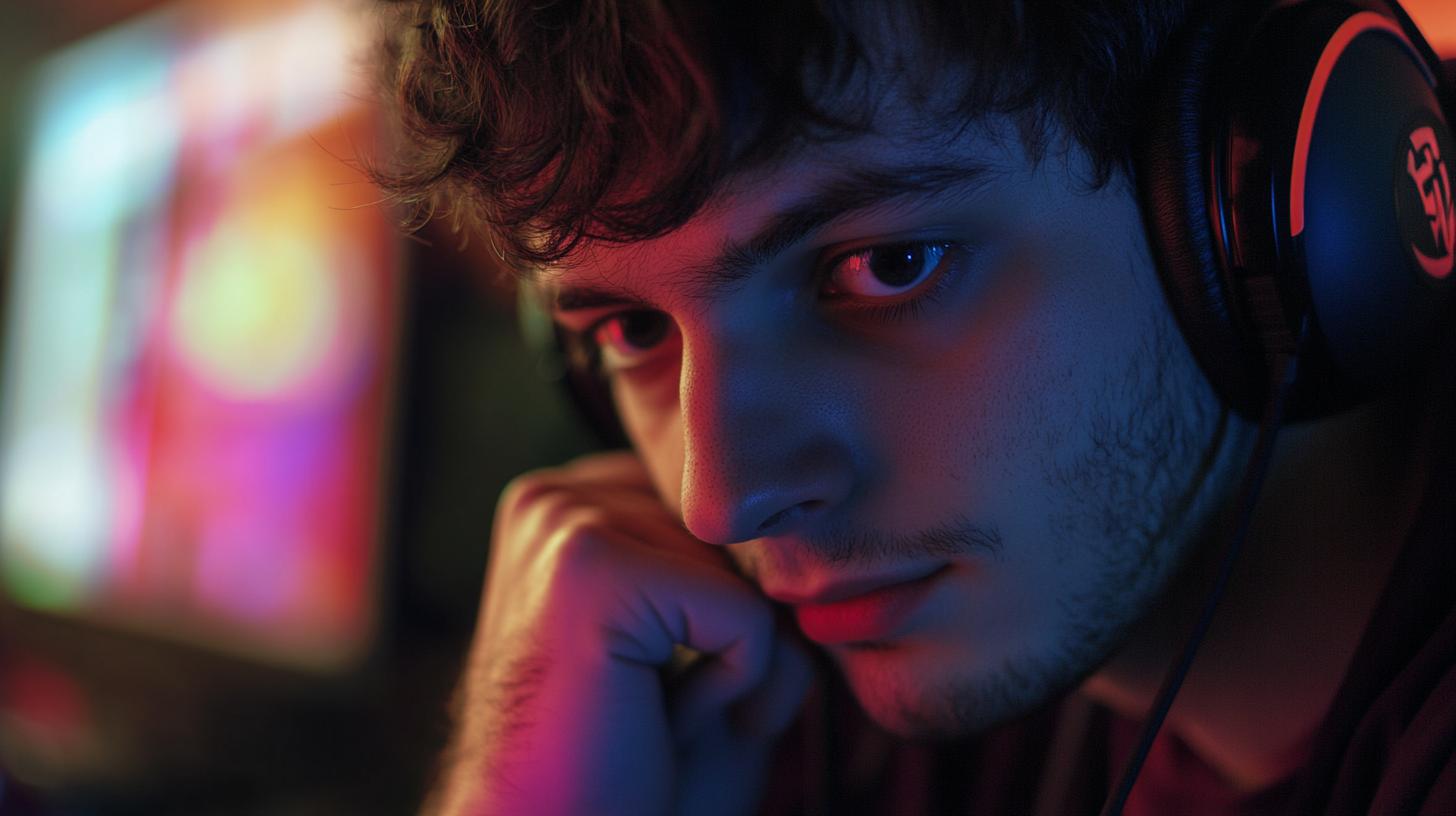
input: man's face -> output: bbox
[546,82,1249,738]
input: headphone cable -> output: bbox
[1098,317,1308,816]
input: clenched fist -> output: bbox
[424,450,817,816]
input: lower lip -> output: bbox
[793,567,948,645]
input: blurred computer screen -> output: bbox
[0,0,398,673]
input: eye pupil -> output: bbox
[620,311,669,349]
[869,244,927,287]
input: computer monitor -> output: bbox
[0,0,401,674]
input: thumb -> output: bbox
[668,617,817,748]
[728,621,817,741]
[665,625,819,816]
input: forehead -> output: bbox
[533,4,1064,297]
[540,102,1048,303]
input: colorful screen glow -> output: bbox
[0,0,399,672]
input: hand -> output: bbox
[424,451,817,816]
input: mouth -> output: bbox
[767,565,951,645]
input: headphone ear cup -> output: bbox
[1134,2,1265,419]
[1137,0,1456,422]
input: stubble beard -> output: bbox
[850,274,1242,741]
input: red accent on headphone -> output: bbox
[1290,12,1412,237]
[1405,124,1456,278]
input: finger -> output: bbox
[587,530,775,697]
[665,628,816,816]
[494,453,657,531]
[593,503,729,572]
[666,619,782,749]
[727,624,817,742]
[561,449,656,488]
[591,550,774,747]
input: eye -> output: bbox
[824,242,950,298]
[588,309,678,374]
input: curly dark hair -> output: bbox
[371,0,1197,269]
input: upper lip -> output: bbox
[761,565,946,606]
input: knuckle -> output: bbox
[548,507,618,564]
[530,490,583,533]
[499,473,597,538]
[561,503,613,533]
[564,448,638,474]
[498,470,560,515]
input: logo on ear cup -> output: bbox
[1397,112,1456,281]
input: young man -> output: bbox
[374,1,1456,813]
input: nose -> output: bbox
[676,326,855,546]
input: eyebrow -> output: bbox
[550,159,1000,313]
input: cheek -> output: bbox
[851,246,1071,525]
[857,239,1153,536]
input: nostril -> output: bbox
[756,508,792,535]
[755,500,824,536]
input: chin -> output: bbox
[831,641,1077,742]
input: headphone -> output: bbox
[1138,0,1455,424]
[1112,2,1454,809]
